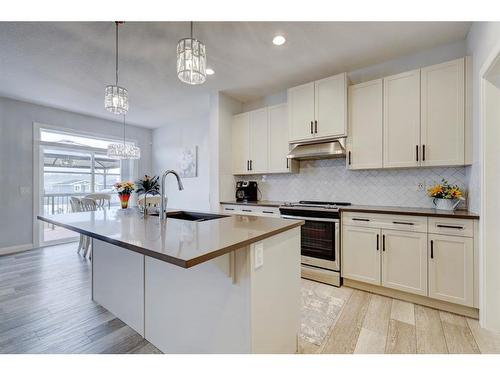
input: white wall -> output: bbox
[209,92,243,209]
[465,21,500,332]
[152,114,211,211]
[466,22,500,214]
[0,96,153,251]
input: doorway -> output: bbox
[34,125,136,247]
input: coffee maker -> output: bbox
[235,181,258,202]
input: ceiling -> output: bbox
[0,22,471,129]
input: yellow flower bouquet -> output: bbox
[427,179,464,211]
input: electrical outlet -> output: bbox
[417,182,426,191]
[254,243,264,269]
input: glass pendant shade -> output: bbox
[107,142,141,160]
[105,85,129,114]
[177,37,207,85]
[107,114,141,160]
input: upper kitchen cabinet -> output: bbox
[288,82,315,142]
[232,104,297,175]
[268,103,297,173]
[383,69,421,168]
[315,74,348,139]
[288,73,347,143]
[347,57,470,170]
[249,108,269,174]
[421,58,465,167]
[231,112,250,175]
[231,108,269,175]
[347,79,383,170]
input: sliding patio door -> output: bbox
[37,128,132,246]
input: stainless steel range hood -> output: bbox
[287,138,346,160]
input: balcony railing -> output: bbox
[42,192,119,216]
[43,192,87,215]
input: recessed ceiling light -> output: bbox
[272,35,286,46]
[206,68,215,75]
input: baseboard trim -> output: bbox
[0,243,34,256]
[344,278,479,319]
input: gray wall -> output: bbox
[243,40,467,111]
[0,96,153,250]
[466,22,500,214]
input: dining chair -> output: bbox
[70,197,86,255]
[84,193,111,209]
[78,197,97,260]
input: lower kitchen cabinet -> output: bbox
[428,234,474,307]
[381,229,427,296]
[341,211,478,312]
[341,226,381,285]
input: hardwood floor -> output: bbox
[299,279,500,354]
[2,243,500,354]
[0,243,160,354]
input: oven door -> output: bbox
[281,215,339,271]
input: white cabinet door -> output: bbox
[249,108,269,174]
[288,82,315,142]
[383,70,421,168]
[342,226,381,285]
[347,79,383,169]
[314,73,347,138]
[428,234,474,307]
[421,58,465,166]
[381,229,427,296]
[268,104,290,173]
[232,113,250,175]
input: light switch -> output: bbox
[254,242,264,269]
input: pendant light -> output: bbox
[105,21,129,114]
[107,115,141,160]
[177,22,207,85]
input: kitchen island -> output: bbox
[38,208,303,353]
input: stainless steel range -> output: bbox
[279,201,351,287]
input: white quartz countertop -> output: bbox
[37,208,303,268]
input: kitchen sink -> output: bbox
[150,211,228,222]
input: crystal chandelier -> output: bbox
[107,115,141,160]
[105,22,129,114]
[177,22,207,85]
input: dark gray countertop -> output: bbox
[221,201,479,219]
[220,200,284,208]
[342,205,479,219]
[37,208,303,268]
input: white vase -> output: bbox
[432,198,460,211]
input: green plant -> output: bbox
[135,175,160,195]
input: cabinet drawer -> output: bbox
[257,207,280,217]
[222,204,280,217]
[221,205,240,213]
[428,217,473,237]
[342,212,427,233]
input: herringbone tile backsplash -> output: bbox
[238,159,468,209]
